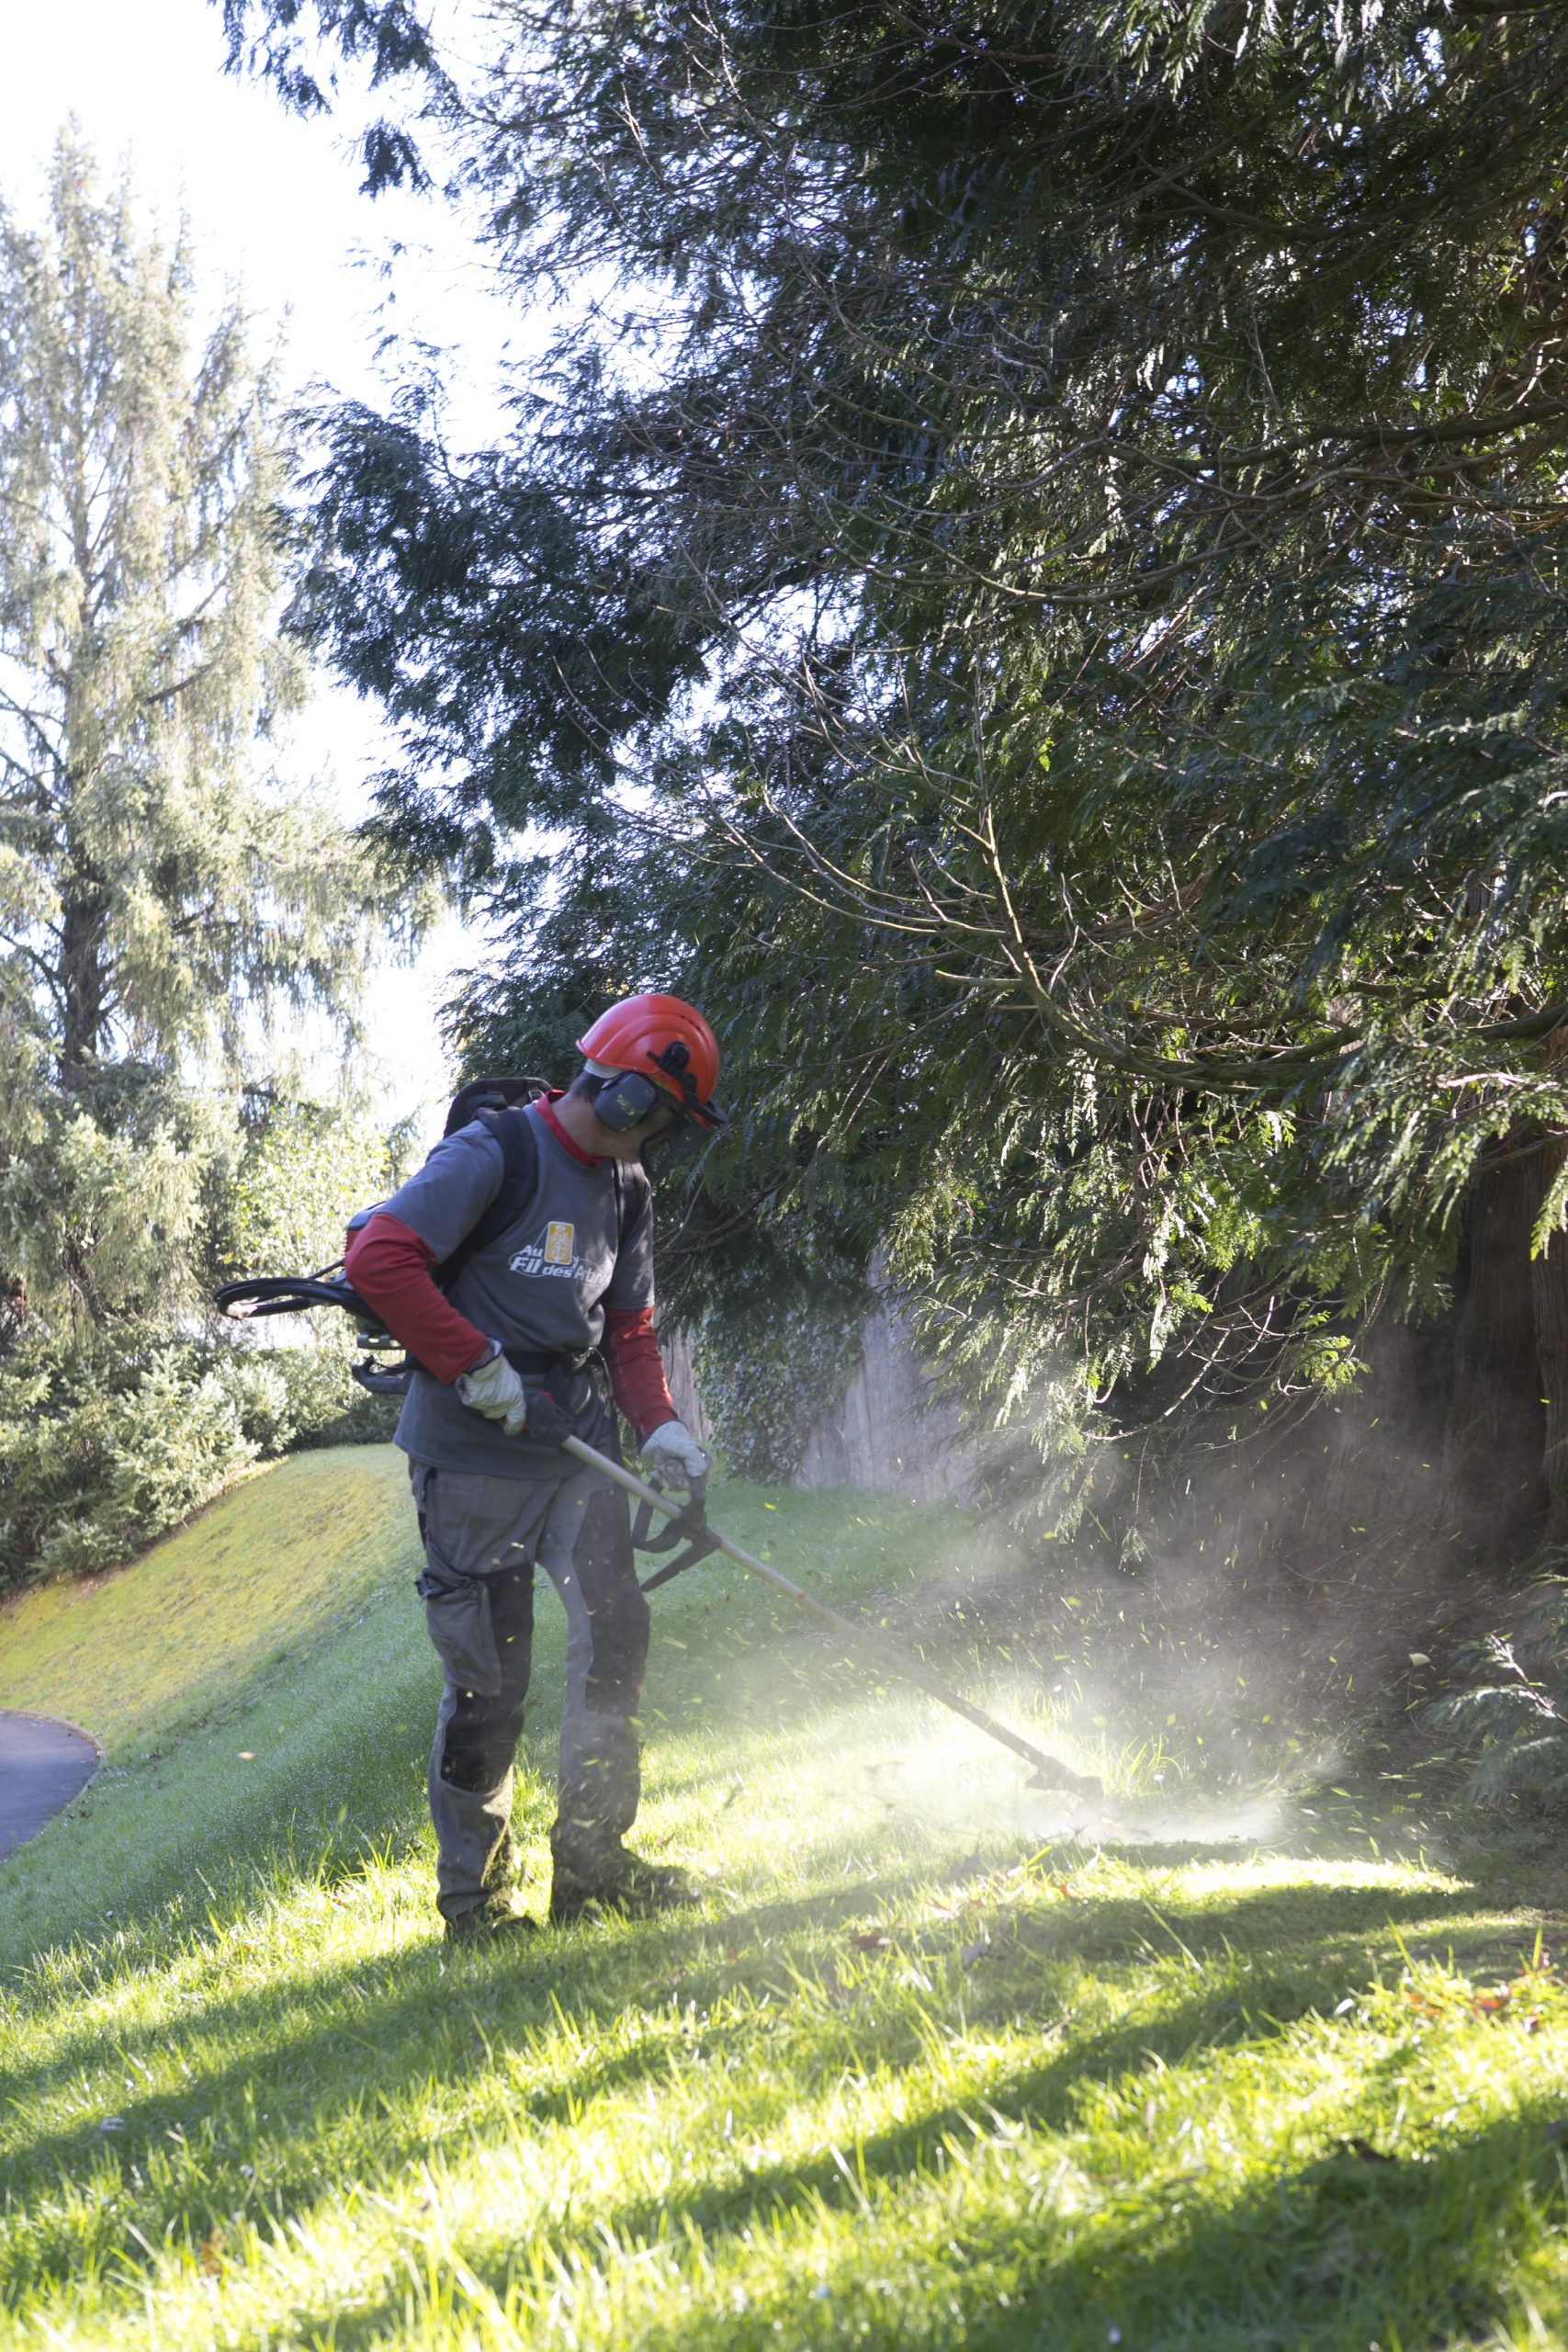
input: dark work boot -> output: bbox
[548,1847,700,1925]
[444,1892,539,1944]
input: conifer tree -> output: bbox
[0,135,377,1334]
[230,0,1568,1585]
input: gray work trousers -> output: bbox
[409,1459,651,1921]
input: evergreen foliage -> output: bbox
[224,1099,392,1282]
[0,139,390,1584]
[0,1339,274,1583]
[236,3,1568,1526]
[1432,1581,1568,1812]
[219,0,443,192]
[0,136,379,1344]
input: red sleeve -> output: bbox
[344,1214,493,1385]
[602,1306,678,1445]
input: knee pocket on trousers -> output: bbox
[439,1690,528,1792]
[417,1559,502,1697]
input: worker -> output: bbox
[344,993,721,1940]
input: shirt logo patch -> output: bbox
[510,1225,586,1282]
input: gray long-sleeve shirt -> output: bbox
[380,1103,654,1476]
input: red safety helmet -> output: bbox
[576,993,725,1129]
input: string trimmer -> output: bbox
[214,1272,1100,1800]
[555,1428,1101,1797]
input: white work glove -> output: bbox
[456,1346,530,1438]
[640,1419,709,1490]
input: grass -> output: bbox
[4,1447,1568,2347]
[0,1446,414,1751]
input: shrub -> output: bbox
[1430,1576,1568,1812]
[223,1103,391,1283]
[0,1333,393,1593]
[254,1328,401,1454]
[691,1283,863,1484]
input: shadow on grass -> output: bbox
[607,2098,1566,2352]
[7,1840,1521,2134]
[101,1917,1565,2352]
[961,2098,1568,2352]
[1,1869,1537,2315]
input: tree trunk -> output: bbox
[1530,1135,1568,1555]
[1304,1311,1452,1577]
[57,881,108,1089]
[1440,1141,1551,1566]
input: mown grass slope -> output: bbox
[4,1447,1568,2349]
[0,1446,415,1752]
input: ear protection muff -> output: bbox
[593,1069,669,1132]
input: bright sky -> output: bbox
[3,0,516,1144]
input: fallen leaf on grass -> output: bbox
[1339,2137,1397,2165]
[197,2232,226,2278]
[849,1932,891,1952]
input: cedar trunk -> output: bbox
[1530,1136,1568,1555]
[1439,1142,1550,1565]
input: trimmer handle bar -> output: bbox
[632,1471,724,1591]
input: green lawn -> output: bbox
[0,1445,415,1753]
[3,1447,1568,2348]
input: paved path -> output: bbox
[0,1712,99,1860]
